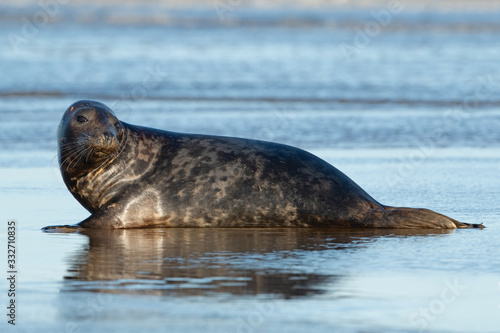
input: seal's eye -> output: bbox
[76,115,88,123]
[115,122,121,131]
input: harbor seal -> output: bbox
[43,100,483,230]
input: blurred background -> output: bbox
[1,0,500,168]
[1,1,500,332]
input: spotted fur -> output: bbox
[44,100,483,230]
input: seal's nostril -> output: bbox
[103,132,112,139]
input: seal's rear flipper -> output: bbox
[361,206,486,229]
[453,221,485,229]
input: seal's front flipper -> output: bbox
[41,225,82,233]
[75,208,124,229]
[43,207,124,232]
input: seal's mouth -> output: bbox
[93,150,112,158]
[90,140,121,160]
[92,147,119,159]
[88,132,121,155]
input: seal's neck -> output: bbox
[60,127,130,211]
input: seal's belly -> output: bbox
[120,170,367,228]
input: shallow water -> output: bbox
[1,2,500,333]
[2,159,500,333]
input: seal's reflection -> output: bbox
[63,228,452,298]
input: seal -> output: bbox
[43,100,483,230]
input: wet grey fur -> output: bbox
[44,100,484,230]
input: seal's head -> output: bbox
[58,100,125,174]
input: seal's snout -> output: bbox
[102,131,117,145]
[93,130,120,155]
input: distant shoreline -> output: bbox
[2,0,500,12]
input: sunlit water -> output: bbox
[0,3,500,333]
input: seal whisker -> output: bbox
[59,142,83,153]
[85,147,99,164]
[59,132,117,172]
[59,141,81,148]
[59,143,84,159]
[60,149,80,167]
[59,135,95,169]
[95,155,112,171]
[64,146,92,170]
[71,152,87,170]
[73,146,94,169]
[64,150,83,171]
[59,145,82,155]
